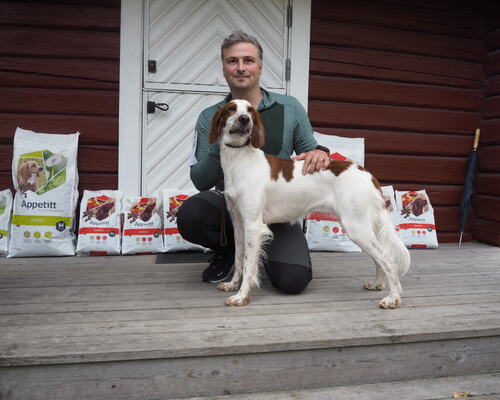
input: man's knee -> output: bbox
[266,261,312,295]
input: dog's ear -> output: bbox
[17,162,28,180]
[250,109,265,148]
[208,105,228,144]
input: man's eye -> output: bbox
[244,58,254,63]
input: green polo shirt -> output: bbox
[189,89,317,191]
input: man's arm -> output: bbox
[290,99,330,175]
[189,112,223,191]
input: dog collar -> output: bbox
[225,138,251,148]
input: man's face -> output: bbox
[222,42,262,91]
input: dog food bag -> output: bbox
[122,194,163,255]
[76,190,122,255]
[163,188,206,252]
[381,185,400,235]
[305,133,364,252]
[395,189,438,249]
[8,128,79,257]
[0,189,13,255]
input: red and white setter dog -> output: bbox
[208,99,411,309]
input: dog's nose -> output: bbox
[238,115,250,125]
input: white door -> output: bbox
[142,0,291,193]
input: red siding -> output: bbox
[0,0,120,192]
[473,1,500,246]
[309,0,487,243]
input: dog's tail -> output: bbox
[376,208,411,278]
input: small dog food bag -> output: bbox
[76,190,122,255]
[162,188,206,252]
[122,194,163,255]
[8,128,79,257]
[305,133,364,252]
[395,189,438,249]
[0,189,13,255]
[381,185,400,235]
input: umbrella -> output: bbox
[459,128,481,247]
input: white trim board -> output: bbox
[118,0,311,196]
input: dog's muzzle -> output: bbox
[229,115,252,135]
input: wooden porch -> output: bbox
[1,242,500,399]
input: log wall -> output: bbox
[308,0,486,243]
[0,0,120,192]
[474,2,500,246]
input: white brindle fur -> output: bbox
[208,99,411,309]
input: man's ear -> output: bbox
[250,109,265,148]
[208,106,227,144]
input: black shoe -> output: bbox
[202,250,234,283]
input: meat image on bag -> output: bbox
[122,194,163,255]
[395,189,438,249]
[0,189,13,255]
[76,190,122,255]
[8,128,79,257]
[162,188,206,252]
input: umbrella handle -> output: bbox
[473,128,480,150]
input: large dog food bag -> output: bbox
[76,190,122,255]
[0,189,13,255]
[162,188,206,252]
[395,189,438,248]
[8,128,79,257]
[305,133,364,252]
[122,194,163,255]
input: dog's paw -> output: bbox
[225,294,249,307]
[217,282,239,292]
[364,282,385,291]
[379,295,401,309]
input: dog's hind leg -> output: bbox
[343,221,401,309]
[364,262,386,291]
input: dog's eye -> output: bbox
[248,106,255,113]
[227,105,236,112]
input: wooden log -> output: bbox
[480,120,500,145]
[313,128,472,156]
[475,195,500,223]
[308,101,480,134]
[476,173,500,196]
[478,146,500,171]
[310,20,485,62]
[309,75,482,111]
[311,0,482,38]
[0,88,118,116]
[484,51,500,77]
[0,1,119,30]
[0,114,118,145]
[0,26,119,59]
[482,95,500,119]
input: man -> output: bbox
[177,31,330,294]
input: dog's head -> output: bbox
[18,161,43,181]
[208,99,264,149]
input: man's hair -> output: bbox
[221,31,263,62]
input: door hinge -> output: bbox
[285,58,291,81]
[147,101,169,114]
[148,60,157,73]
[287,4,293,27]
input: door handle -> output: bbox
[147,101,169,114]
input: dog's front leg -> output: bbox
[217,204,244,293]
[225,218,268,306]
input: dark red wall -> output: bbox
[474,1,500,246]
[309,0,487,243]
[0,0,120,192]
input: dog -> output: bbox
[17,160,44,191]
[208,99,411,309]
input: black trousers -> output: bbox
[177,190,312,294]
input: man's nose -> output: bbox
[238,115,250,125]
[237,60,245,72]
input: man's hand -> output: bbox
[292,149,330,175]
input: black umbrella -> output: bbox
[459,128,481,247]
